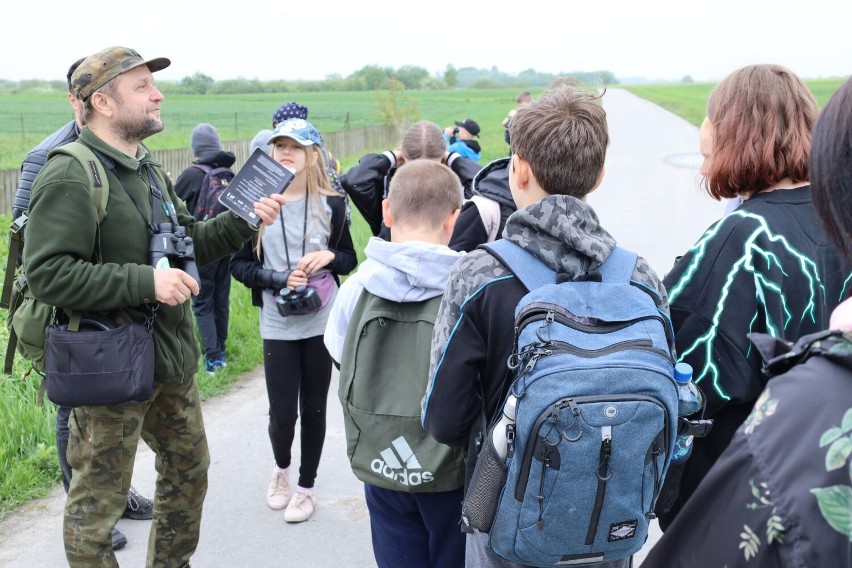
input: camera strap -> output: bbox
[279,199,308,270]
[146,166,181,229]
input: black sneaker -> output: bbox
[111,528,128,551]
[123,486,154,520]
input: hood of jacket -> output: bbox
[358,237,462,302]
[197,150,236,169]
[472,157,514,208]
[504,194,617,279]
[461,139,481,155]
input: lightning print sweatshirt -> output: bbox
[659,185,850,527]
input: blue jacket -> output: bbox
[444,135,481,162]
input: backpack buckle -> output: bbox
[10,213,28,236]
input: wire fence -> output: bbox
[0,124,398,216]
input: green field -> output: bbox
[0,88,542,170]
[621,78,847,126]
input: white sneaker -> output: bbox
[284,491,315,523]
[266,469,290,510]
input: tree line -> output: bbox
[0,65,618,95]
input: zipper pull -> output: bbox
[597,426,613,481]
[536,451,551,530]
[535,310,555,343]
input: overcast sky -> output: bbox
[4,0,850,84]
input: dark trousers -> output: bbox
[56,405,73,493]
[192,256,231,360]
[263,336,331,488]
[365,484,465,568]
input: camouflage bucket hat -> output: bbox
[72,46,171,101]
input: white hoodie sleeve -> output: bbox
[323,274,365,365]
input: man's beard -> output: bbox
[116,115,164,142]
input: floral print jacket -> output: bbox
[643,329,852,567]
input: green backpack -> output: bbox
[338,292,465,492]
[2,142,109,376]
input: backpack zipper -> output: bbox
[584,425,612,543]
[517,307,668,337]
[515,394,668,502]
[549,339,674,363]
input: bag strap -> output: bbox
[49,142,109,223]
[469,195,501,243]
[0,214,26,309]
[4,144,116,376]
[480,239,555,292]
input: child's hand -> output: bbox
[297,250,335,275]
[286,269,308,289]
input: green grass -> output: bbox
[0,88,539,170]
[0,201,374,519]
[621,77,848,126]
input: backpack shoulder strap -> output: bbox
[481,239,555,292]
[50,142,108,223]
[469,195,501,242]
[598,246,638,284]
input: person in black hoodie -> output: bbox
[448,157,517,252]
[341,120,480,240]
[657,64,850,529]
[174,123,236,372]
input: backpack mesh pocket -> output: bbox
[462,432,507,533]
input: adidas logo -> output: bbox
[370,436,435,487]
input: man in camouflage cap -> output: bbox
[25,46,285,567]
[421,87,669,568]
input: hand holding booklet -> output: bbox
[217,148,295,227]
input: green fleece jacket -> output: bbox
[24,126,258,384]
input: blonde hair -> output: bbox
[254,144,339,258]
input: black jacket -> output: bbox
[659,186,849,528]
[173,150,237,213]
[340,151,480,239]
[229,194,356,307]
[13,119,80,220]
[449,157,516,252]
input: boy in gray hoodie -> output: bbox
[324,160,465,568]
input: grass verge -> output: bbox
[0,206,372,519]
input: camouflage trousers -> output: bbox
[64,376,209,568]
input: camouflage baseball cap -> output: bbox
[71,46,171,101]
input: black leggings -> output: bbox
[263,336,332,489]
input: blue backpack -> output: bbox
[466,239,679,566]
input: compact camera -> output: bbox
[275,285,321,317]
[149,222,200,283]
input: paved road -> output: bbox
[0,89,723,567]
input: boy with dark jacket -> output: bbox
[341,120,480,239]
[421,87,670,568]
[174,123,237,372]
[448,157,516,252]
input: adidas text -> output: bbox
[371,436,434,487]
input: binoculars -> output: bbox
[275,285,321,317]
[149,222,200,284]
